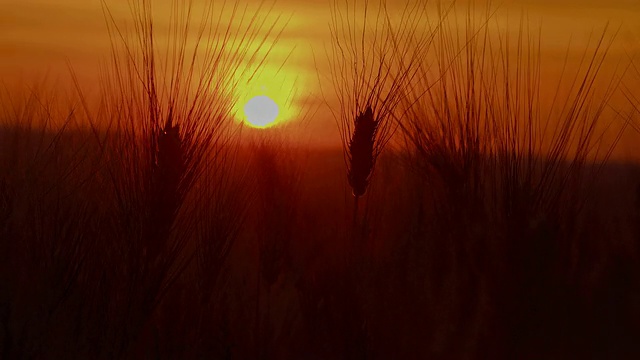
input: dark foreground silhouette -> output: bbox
[1,127,639,359]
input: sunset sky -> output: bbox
[1,0,639,156]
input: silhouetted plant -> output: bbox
[89,0,286,356]
[2,0,640,358]
[327,0,432,228]
[324,1,437,358]
[397,4,623,356]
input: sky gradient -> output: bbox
[1,0,639,156]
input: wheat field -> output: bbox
[1,0,640,359]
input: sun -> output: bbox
[231,60,302,128]
[243,95,280,128]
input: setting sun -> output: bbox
[232,59,303,129]
[243,95,280,128]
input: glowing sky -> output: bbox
[1,0,639,154]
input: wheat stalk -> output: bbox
[327,0,430,227]
[93,0,287,355]
[348,106,376,198]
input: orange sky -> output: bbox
[1,0,639,157]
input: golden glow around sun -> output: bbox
[243,95,279,127]
[232,60,301,129]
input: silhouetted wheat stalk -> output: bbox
[324,1,435,357]
[327,0,431,230]
[347,106,376,222]
[91,0,286,355]
[397,5,624,354]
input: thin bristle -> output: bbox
[348,106,377,197]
